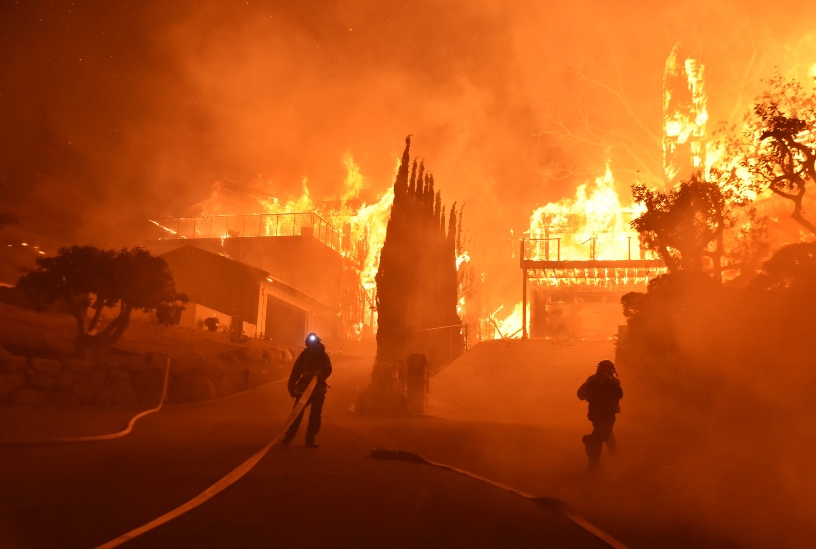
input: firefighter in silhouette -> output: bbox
[281,333,332,448]
[577,360,623,469]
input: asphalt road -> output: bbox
[0,349,612,549]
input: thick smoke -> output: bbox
[2,0,816,298]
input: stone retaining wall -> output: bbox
[0,344,293,406]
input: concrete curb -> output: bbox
[370,448,628,549]
[0,359,171,447]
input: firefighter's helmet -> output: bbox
[597,360,617,376]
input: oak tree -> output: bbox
[18,246,187,355]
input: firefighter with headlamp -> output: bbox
[281,332,332,448]
[577,359,623,469]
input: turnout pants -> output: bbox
[583,416,616,467]
[286,392,325,442]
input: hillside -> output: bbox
[0,301,298,407]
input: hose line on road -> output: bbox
[0,358,171,448]
[95,376,317,549]
[371,448,629,549]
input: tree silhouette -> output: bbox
[374,136,463,371]
[18,246,187,355]
[716,74,816,235]
[631,173,727,277]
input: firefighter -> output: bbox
[281,333,332,448]
[577,359,623,469]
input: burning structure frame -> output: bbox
[519,238,666,339]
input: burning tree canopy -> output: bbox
[736,75,816,235]
[708,73,816,256]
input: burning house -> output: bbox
[663,44,708,185]
[146,211,366,344]
[517,163,666,341]
[497,46,710,341]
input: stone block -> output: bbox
[57,371,74,389]
[1,356,26,374]
[71,371,107,404]
[132,369,162,396]
[261,349,282,363]
[171,374,217,403]
[108,381,138,406]
[12,388,48,406]
[107,369,130,383]
[30,358,62,377]
[171,354,205,376]
[119,360,144,373]
[214,377,235,398]
[53,392,81,406]
[95,386,112,406]
[31,373,57,390]
[0,346,14,361]
[64,359,95,372]
[193,361,226,379]
[0,373,25,398]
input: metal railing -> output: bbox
[524,237,561,262]
[147,212,343,253]
[411,323,466,374]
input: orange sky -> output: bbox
[2,0,816,300]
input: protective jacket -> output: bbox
[577,374,623,421]
[288,343,332,397]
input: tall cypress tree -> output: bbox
[375,136,412,366]
[374,136,463,372]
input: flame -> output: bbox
[528,162,644,262]
[456,251,471,270]
[490,303,524,339]
[176,155,444,336]
[663,45,708,184]
[341,154,365,202]
[258,176,315,214]
[482,163,663,339]
[149,219,177,235]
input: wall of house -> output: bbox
[151,235,343,310]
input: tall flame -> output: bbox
[487,163,653,340]
[347,186,395,293]
[490,304,525,339]
[528,162,643,261]
[258,176,315,214]
[341,154,365,202]
[663,44,708,185]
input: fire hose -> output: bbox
[370,448,628,549]
[0,358,171,447]
[95,376,317,549]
